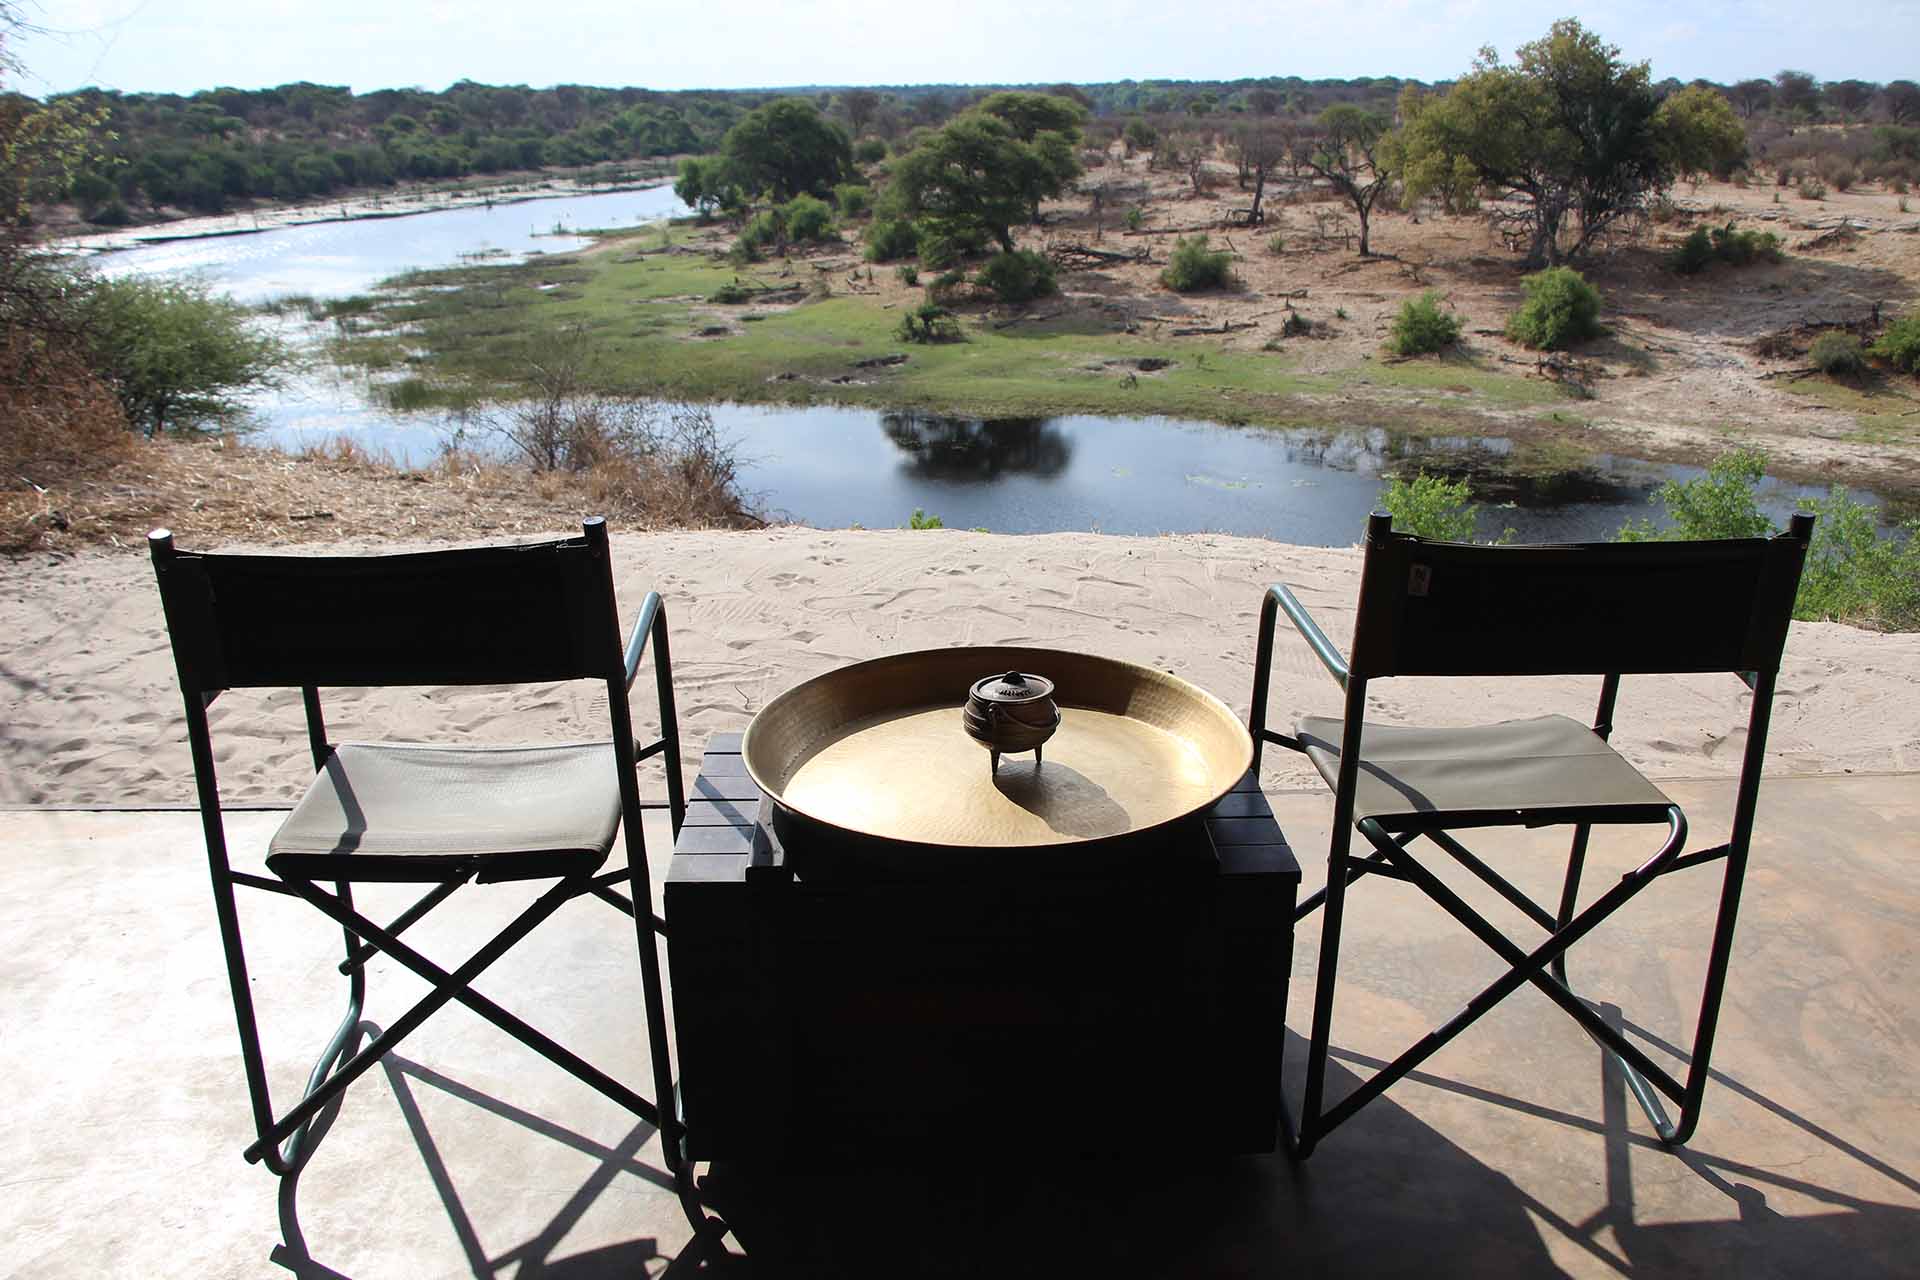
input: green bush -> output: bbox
[707,281,752,304]
[78,274,286,435]
[782,194,835,242]
[739,208,785,252]
[1505,267,1602,350]
[896,303,962,344]
[864,216,919,262]
[1798,177,1826,200]
[1387,291,1461,356]
[1795,489,1920,630]
[833,183,872,218]
[896,264,919,286]
[1809,331,1866,377]
[1616,448,1775,542]
[1620,449,1920,630]
[1671,222,1784,275]
[1265,232,1286,256]
[916,223,987,270]
[1713,224,1783,265]
[1871,310,1920,373]
[854,138,888,165]
[1670,226,1715,274]
[908,508,945,530]
[87,198,133,227]
[1124,206,1145,231]
[1160,234,1233,292]
[975,249,1057,303]
[1380,471,1479,542]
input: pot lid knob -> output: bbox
[970,670,1056,704]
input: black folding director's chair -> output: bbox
[150,518,688,1179]
[1249,511,1813,1158]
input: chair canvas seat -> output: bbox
[1295,713,1673,831]
[267,742,623,884]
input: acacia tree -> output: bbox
[838,89,881,139]
[1773,70,1820,118]
[1295,106,1393,255]
[1728,79,1772,118]
[885,96,1083,253]
[718,98,851,202]
[1887,81,1920,125]
[1395,21,1744,267]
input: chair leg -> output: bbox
[1285,834,1356,1160]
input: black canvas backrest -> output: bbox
[151,523,621,693]
[1347,513,1812,680]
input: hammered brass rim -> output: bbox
[742,646,1253,850]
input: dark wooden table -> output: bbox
[665,732,1299,1160]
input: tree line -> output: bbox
[21,55,1911,229]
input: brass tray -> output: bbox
[742,647,1253,852]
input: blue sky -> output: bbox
[10,0,1916,98]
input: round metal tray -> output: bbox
[742,647,1253,852]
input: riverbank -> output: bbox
[46,164,676,256]
[313,165,1920,503]
[5,524,1916,808]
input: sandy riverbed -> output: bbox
[2,528,1914,808]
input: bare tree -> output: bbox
[1230,120,1294,223]
[1293,107,1395,257]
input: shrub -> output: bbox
[1671,226,1714,275]
[87,198,133,227]
[1798,178,1827,201]
[1124,206,1145,231]
[1828,164,1857,192]
[917,223,986,270]
[864,216,919,262]
[707,281,752,304]
[1266,232,1286,256]
[853,138,888,165]
[782,194,835,243]
[1388,291,1461,356]
[895,303,962,344]
[77,275,286,435]
[1616,448,1774,542]
[1712,224,1783,265]
[1381,471,1479,542]
[1871,310,1920,373]
[1809,331,1866,377]
[975,249,1056,303]
[833,183,872,218]
[896,264,919,286]
[1505,267,1602,350]
[739,208,786,252]
[1160,234,1233,292]
[1795,489,1920,630]
[907,508,945,530]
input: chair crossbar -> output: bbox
[1659,843,1733,876]
[1423,828,1560,933]
[229,870,306,898]
[634,737,670,762]
[1311,813,1691,1138]
[338,873,474,975]
[243,875,580,1163]
[246,873,662,1164]
[1293,844,1411,921]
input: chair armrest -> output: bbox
[1267,584,1349,691]
[624,591,665,692]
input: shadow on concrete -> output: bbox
[270,1028,682,1279]
[262,1016,1920,1278]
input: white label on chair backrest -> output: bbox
[1408,564,1433,597]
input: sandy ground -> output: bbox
[3,527,1915,808]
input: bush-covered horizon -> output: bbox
[30,66,1919,225]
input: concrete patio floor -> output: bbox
[3,773,1917,1278]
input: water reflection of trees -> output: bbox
[880,412,1072,482]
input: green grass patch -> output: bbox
[1781,375,1920,445]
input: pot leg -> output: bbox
[990,748,1000,774]
[1035,744,1044,767]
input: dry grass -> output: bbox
[4,432,762,557]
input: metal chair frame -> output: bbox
[150,518,687,1177]
[1249,511,1813,1158]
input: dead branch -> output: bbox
[1170,320,1258,337]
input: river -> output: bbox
[93,185,1894,544]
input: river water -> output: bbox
[94,185,1893,544]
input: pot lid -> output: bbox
[969,670,1055,704]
